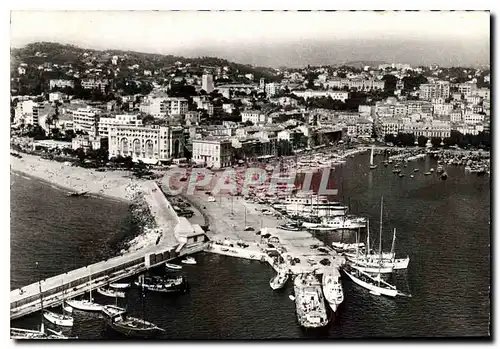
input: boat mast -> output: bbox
[378,196,384,286]
[141,276,145,328]
[366,218,370,257]
[88,269,92,303]
[391,228,397,261]
[356,227,360,260]
[36,261,44,331]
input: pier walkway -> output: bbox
[10,181,206,320]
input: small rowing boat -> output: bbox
[165,262,182,270]
[109,282,131,290]
[181,257,197,265]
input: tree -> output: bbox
[384,134,395,144]
[417,135,428,147]
[243,120,254,127]
[382,74,398,92]
[142,114,156,125]
[430,137,442,148]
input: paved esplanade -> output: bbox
[10,181,181,320]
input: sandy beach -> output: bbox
[10,152,145,202]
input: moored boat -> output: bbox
[165,262,182,270]
[102,305,165,338]
[135,275,188,293]
[97,287,126,298]
[342,265,398,298]
[321,269,344,313]
[65,299,103,312]
[270,269,289,290]
[43,310,74,327]
[181,257,197,265]
[109,282,131,290]
[293,273,329,328]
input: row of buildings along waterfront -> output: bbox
[12,55,490,168]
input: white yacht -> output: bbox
[303,215,366,231]
[321,269,344,313]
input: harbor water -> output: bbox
[10,153,490,338]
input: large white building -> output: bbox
[81,78,109,92]
[108,125,185,163]
[98,114,143,137]
[192,138,232,169]
[419,81,450,101]
[202,74,214,93]
[241,110,269,124]
[265,83,278,97]
[291,90,349,102]
[403,120,451,138]
[325,78,385,91]
[140,97,188,117]
[457,83,476,97]
[70,107,101,133]
[49,79,75,90]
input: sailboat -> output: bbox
[347,221,393,274]
[342,198,399,297]
[369,146,378,169]
[66,270,103,312]
[102,275,165,338]
[44,278,74,327]
[12,263,73,339]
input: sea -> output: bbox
[10,152,491,339]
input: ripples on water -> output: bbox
[10,154,491,338]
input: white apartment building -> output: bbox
[71,107,101,133]
[81,78,109,92]
[108,125,184,163]
[457,83,476,97]
[356,119,373,137]
[393,104,408,117]
[432,103,453,116]
[202,74,214,93]
[407,101,433,115]
[452,92,463,101]
[192,138,232,169]
[466,95,482,105]
[265,83,278,97]
[450,111,463,123]
[49,79,75,90]
[326,78,384,91]
[291,90,349,102]
[49,92,66,102]
[475,88,490,100]
[14,100,36,125]
[140,97,188,117]
[377,118,405,136]
[337,112,360,123]
[419,81,450,101]
[185,111,201,126]
[98,114,143,137]
[241,110,268,124]
[464,113,485,124]
[165,97,188,116]
[454,123,484,136]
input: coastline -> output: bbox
[10,152,144,203]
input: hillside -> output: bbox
[11,42,280,81]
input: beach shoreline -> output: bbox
[10,152,145,203]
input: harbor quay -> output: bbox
[10,181,208,320]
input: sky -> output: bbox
[10,11,490,68]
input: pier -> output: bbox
[10,181,208,320]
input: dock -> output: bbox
[10,181,208,320]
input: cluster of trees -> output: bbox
[384,130,491,150]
